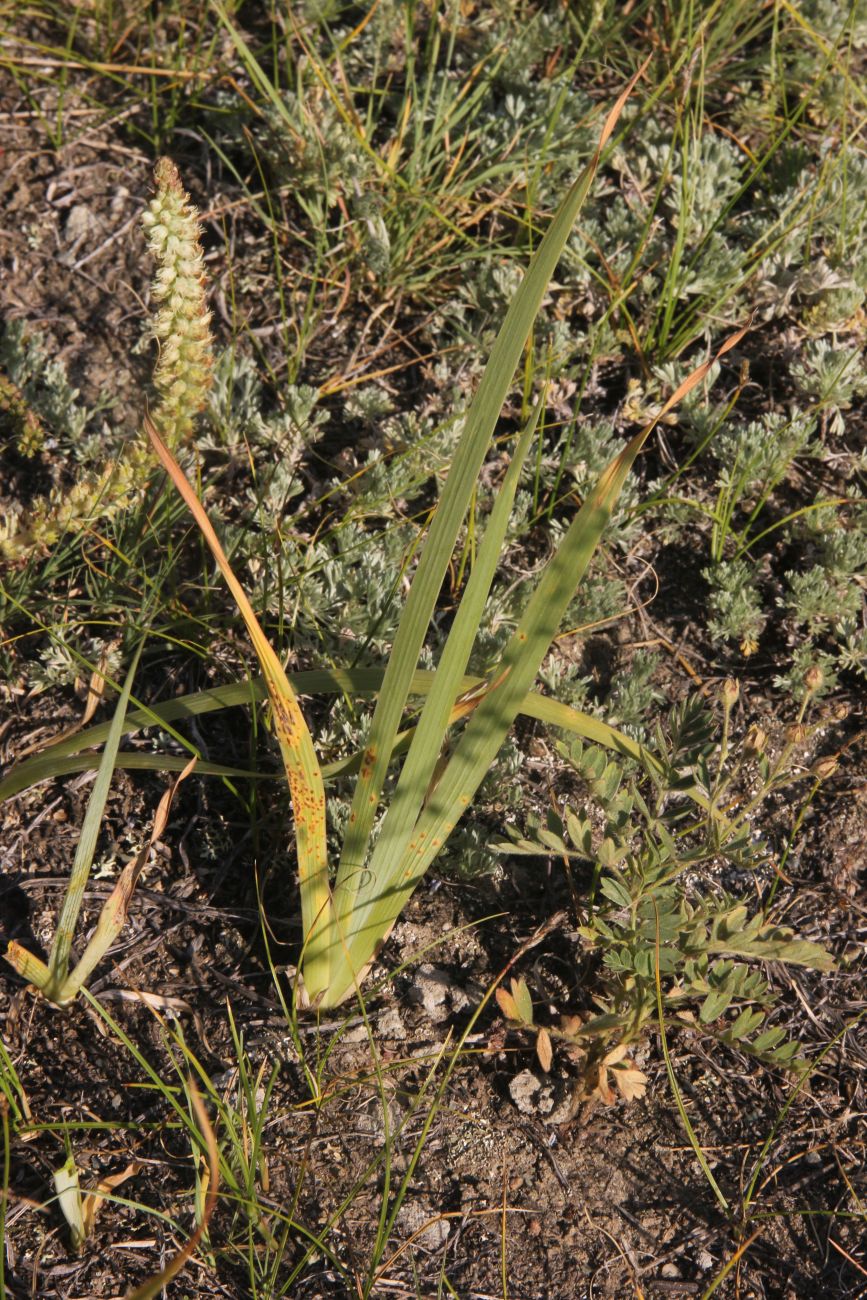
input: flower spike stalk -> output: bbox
[142,158,214,446]
[1,158,213,561]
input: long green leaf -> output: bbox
[335,65,647,900]
[0,752,275,792]
[4,642,143,1002]
[46,641,143,998]
[324,329,746,1004]
[0,670,652,803]
[333,395,544,935]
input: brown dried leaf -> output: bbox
[559,1014,583,1038]
[81,1161,143,1237]
[536,1027,553,1073]
[596,1064,617,1106]
[612,1065,648,1103]
[495,987,519,1022]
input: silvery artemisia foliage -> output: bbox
[206,0,867,360]
[0,322,131,562]
[0,320,98,451]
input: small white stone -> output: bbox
[409,965,452,1022]
[397,1201,450,1248]
[63,204,95,244]
[378,1007,406,1040]
[509,1069,541,1115]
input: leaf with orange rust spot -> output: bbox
[145,414,334,999]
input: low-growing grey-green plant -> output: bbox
[496,684,835,1100]
[791,340,867,437]
[707,412,816,563]
[0,320,123,560]
[703,558,767,656]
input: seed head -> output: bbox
[721,678,740,708]
[143,158,213,447]
[811,754,839,780]
[785,722,807,745]
[803,665,824,694]
[743,724,767,757]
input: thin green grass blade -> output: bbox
[44,640,143,999]
[653,902,730,1213]
[58,758,197,1002]
[333,395,544,931]
[0,670,656,803]
[335,65,646,888]
[0,753,273,792]
[325,329,745,1003]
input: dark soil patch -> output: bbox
[2,721,865,1297]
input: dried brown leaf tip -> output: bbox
[535,1026,553,1073]
[142,157,213,446]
